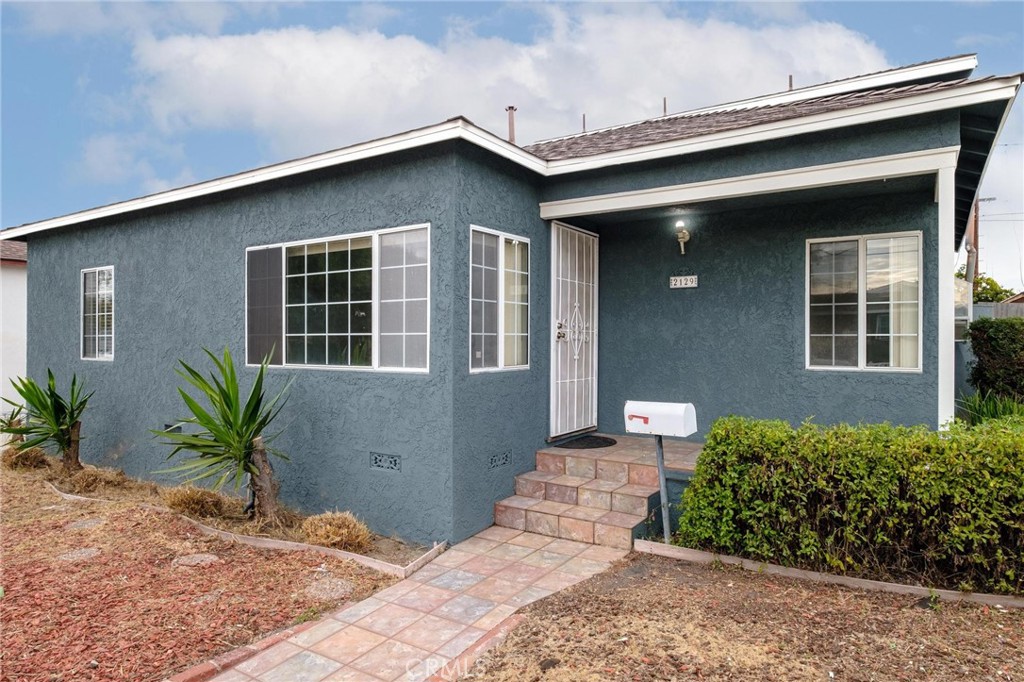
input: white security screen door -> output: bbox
[550,222,598,439]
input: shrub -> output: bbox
[958,390,1024,425]
[302,511,373,553]
[677,416,1024,595]
[967,317,1024,399]
[162,486,228,518]
[1,446,49,470]
[70,467,128,494]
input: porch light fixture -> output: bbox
[675,220,690,255]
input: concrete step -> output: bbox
[493,495,648,550]
[535,449,660,487]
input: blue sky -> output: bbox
[2,1,1022,288]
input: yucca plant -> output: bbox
[2,372,93,474]
[154,347,292,524]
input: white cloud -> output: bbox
[954,32,1014,48]
[345,3,402,31]
[74,132,192,195]
[125,4,890,157]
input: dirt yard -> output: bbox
[0,464,397,682]
[467,553,1024,681]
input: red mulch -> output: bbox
[0,466,396,682]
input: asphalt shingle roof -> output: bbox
[0,240,27,261]
[524,77,990,161]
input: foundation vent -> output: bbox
[489,450,512,469]
[370,452,401,472]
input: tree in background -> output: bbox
[956,266,1018,303]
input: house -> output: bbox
[1002,292,1024,304]
[1,240,28,415]
[1,54,1020,545]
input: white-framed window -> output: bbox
[246,224,430,372]
[806,232,922,371]
[81,266,114,361]
[470,226,530,371]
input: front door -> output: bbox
[549,222,598,439]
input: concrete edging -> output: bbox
[44,481,447,578]
[634,539,1024,609]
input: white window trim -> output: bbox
[805,231,923,373]
[244,223,431,374]
[80,265,115,362]
[468,225,531,374]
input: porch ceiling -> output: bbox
[569,175,933,231]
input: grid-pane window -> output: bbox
[470,228,529,370]
[82,266,114,360]
[379,228,429,369]
[285,237,372,367]
[470,231,499,369]
[865,235,920,368]
[807,233,920,371]
[503,239,529,367]
[808,240,858,367]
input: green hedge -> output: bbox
[677,416,1024,594]
[968,317,1024,399]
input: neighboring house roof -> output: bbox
[0,240,27,262]
[524,77,998,161]
[0,54,1019,248]
[1002,291,1024,303]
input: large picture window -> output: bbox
[470,227,529,371]
[246,224,429,371]
[807,232,921,371]
[81,266,114,361]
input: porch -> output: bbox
[493,435,701,550]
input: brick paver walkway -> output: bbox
[210,526,627,681]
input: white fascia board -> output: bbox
[667,55,979,117]
[1,119,544,241]
[539,146,961,220]
[544,77,1020,176]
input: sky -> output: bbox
[2,1,1023,290]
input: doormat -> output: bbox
[555,435,617,449]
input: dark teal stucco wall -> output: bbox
[26,145,461,543]
[447,145,550,541]
[591,189,940,438]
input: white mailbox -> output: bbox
[624,401,697,438]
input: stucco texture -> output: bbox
[26,145,460,543]
[592,189,940,439]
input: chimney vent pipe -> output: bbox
[505,106,517,144]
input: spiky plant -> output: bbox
[2,372,92,474]
[154,347,292,524]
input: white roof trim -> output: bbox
[2,73,1019,241]
[532,54,980,146]
[539,146,961,219]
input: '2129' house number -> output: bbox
[669,275,698,289]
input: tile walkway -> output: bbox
[210,526,628,682]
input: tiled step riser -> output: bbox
[536,451,661,487]
[493,497,646,550]
[515,473,658,517]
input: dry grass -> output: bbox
[468,554,1024,682]
[1,445,49,470]
[68,466,131,493]
[302,511,374,554]
[161,486,232,517]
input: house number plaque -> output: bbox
[669,275,698,289]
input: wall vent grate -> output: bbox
[489,450,511,469]
[370,452,401,472]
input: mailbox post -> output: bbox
[624,401,697,543]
